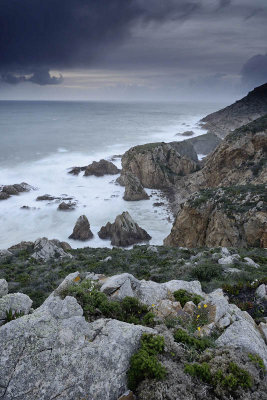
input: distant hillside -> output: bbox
[201,83,267,138]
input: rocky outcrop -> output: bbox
[68,166,87,175]
[0,294,153,400]
[164,185,267,248]
[0,182,33,200]
[120,141,199,189]
[98,211,151,246]
[57,201,76,211]
[120,172,150,201]
[69,215,93,241]
[36,194,73,202]
[32,237,73,261]
[201,83,267,138]
[84,159,120,177]
[184,132,222,156]
[0,292,32,322]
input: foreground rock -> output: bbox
[84,159,120,177]
[119,172,149,201]
[32,237,73,261]
[98,211,151,246]
[201,83,267,138]
[120,141,199,189]
[0,294,153,400]
[69,215,93,241]
[164,185,267,248]
[0,182,33,200]
[0,293,32,322]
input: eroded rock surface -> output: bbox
[69,215,93,241]
[84,159,120,177]
[32,237,73,261]
[98,211,151,246]
[120,172,149,201]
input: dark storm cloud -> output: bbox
[241,54,267,89]
[0,0,203,84]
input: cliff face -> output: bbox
[120,141,199,189]
[164,185,267,248]
[201,83,267,138]
[166,116,267,248]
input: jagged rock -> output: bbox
[122,172,149,201]
[36,194,59,201]
[32,237,73,261]
[255,284,267,300]
[216,319,267,368]
[0,182,32,200]
[0,192,10,200]
[0,280,8,298]
[100,273,204,305]
[183,132,222,155]
[68,166,87,175]
[8,241,34,255]
[98,211,151,247]
[0,293,32,321]
[120,141,199,189]
[53,271,81,296]
[218,254,240,265]
[205,289,230,323]
[0,250,12,263]
[84,159,120,177]
[183,301,197,315]
[201,83,267,138]
[69,215,93,241]
[164,185,267,248]
[0,295,153,400]
[57,201,76,211]
[153,299,182,319]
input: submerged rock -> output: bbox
[57,201,76,211]
[69,215,93,241]
[84,159,120,177]
[0,182,32,200]
[98,211,151,246]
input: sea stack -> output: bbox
[69,215,94,241]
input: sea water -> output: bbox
[0,100,225,249]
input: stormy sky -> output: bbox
[0,0,266,101]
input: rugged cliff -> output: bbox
[201,83,267,138]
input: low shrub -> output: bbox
[127,334,166,391]
[191,262,221,282]
[174,328,214,351]
[248,353,266,375]
[173,289,203,307]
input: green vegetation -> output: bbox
[61,279,155,326]
[173,289,203,307]
[190,262,222,282]
[248,353,266,375]
[174,328,214,352]
[185,361,253,392]
[4,309,24,324]
[127,333,166,391]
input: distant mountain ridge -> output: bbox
[201,83,267,138]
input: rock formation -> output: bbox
[98,211,151,246]
[84,159,120,176]
[201,83,267,138]
[69,215,93,241]
[164,185,266,248]
[57,201,76,211]
[0,182,33,200]
[31,237,73,261]
[120,172,149,201]
[120,141,199,189]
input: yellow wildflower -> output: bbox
[204,304,208,308]
[197,327,201,331]
[197,315,200,319]
[198,305,201,309]
[152,304,155,307]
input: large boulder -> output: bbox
[98,211,151,247]
[120,141,199,189]
[122,172,149,201]
[84,159,120,177]
[0,182,32,200]
[57,201,76,211]
[0,293,32,322]
[32,237,73,261]
[100,273,204,305]
[69,215,93,241]
[0,295,153,400]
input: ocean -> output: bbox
[0,100,225,249]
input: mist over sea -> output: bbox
[0,100,224,249]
